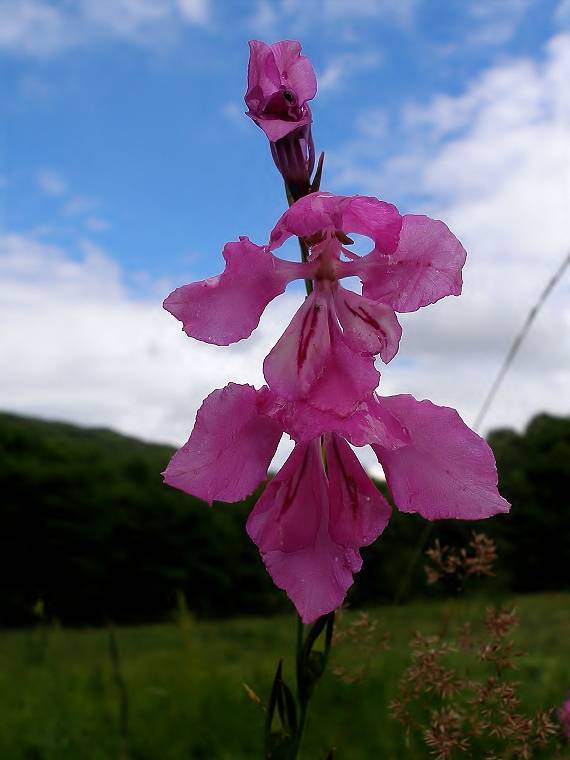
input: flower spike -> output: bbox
[163,39,510,625]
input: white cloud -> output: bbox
[221,101,245,125]
[63,195,98,216]
[0,0,76,57]
[35,170,108,228]
[85,216,111,232]
[332,33,570,435]
[0,232,394,475]
[0,0,211,57]
[555,0,570,26]
[177,0,209,25]
[321,0,416,25]
[37,168,67,197]
[0,233,302,461]
[247,0,279,36]
[247,0,417,36]
[3,29,569,476]
[80,0,171,40]
[318,51,381,95]
[466,0,531,46]
[355,108,389,140]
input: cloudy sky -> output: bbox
[1,0,569,468]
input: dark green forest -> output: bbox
[1,410,569,626]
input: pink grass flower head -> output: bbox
[245,40,317,198]
[559,694,570,738]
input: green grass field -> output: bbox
[1,593,569,760]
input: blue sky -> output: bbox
[2,0,565,281]
[1,0,569,458]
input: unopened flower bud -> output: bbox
[245,40,317,197]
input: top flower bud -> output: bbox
[245,40,317,142]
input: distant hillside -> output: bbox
[0,411,276,625]
[0,410,568,625]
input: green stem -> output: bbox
[285,173,318,296]
[293,616,308,757]
[298,238,313,296]
[292,612,335,758]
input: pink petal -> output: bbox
[308,336,379,416]
[251,108,313,143]
[269,193,334,248]
[339,195,402,255]
[163,383,282,504]
[259,536,362,624]
[326,435,391,547]
[163,237,301,345]
[372,395,511,520]
[264,289,330,397]
[245,40,281,115]
[270,40,317,104]
[247,440,363,623]
[262,396,381,447]
[246,441,324,553]
[269,193,402,255]
[361,215,466,313]
[259,391,410,449]
[263,287,380,416]
[263,391,409,448]
[359,395,412,449]
[334,286,402,363]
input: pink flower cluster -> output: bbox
[162,41,510,623]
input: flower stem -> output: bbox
[294,616,309,755]
[293,612,335,758]
[284,154,325,296]
[264,612,335,759]
[263,151,332,760]
[297,238,313,295]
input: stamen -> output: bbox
[303,230,326,247]
[335,230,354,245]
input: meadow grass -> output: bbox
[0,593,568,759]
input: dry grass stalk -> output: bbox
[389,603,560,759]
[332,610,390,685]
[425,532,497,589]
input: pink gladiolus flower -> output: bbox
[164,192,466,416]
[559,694,570,738]
[245,40,318,197]
[163,383,510,623]
[163,36,510,626]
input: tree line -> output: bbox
[0,410,568,626]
